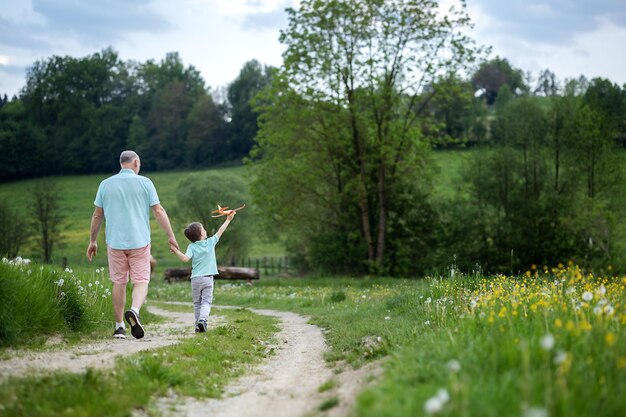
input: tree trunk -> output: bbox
[348,95,374,261]
[376,161,387,263]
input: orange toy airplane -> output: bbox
[211,204,246,218]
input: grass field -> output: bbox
[152,265,626,417]
[1,255,624,416]
[0,165,285,275]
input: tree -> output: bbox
[29,178,64,263]
[252,0,481,273]
[174,173,252,260]
[472,56,526,105]
[185,94,227,166]
[0,202,28,258]
[534,69,559,96]
[227,60,275,158]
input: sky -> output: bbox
[1,0,625,97]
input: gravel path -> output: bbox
[0,303,383,417]
[157,304,384,417]
[0,305,222,380]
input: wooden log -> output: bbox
[164,266,260,283]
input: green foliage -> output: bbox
[472,56,528,105]
[174,172,252,260]
[0,201,28,258]
[252,0,481,275]
[0,261,114,346]
[29,178,64,263]
[227,60,275,157]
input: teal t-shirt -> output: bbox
[185,235,220,278]
[94,169,160,250]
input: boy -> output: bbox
[170,212,235,332]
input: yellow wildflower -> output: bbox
[605,332,616,347]
[555,318,562,328]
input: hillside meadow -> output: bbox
[0,150,469,274]
[1,257,624,416]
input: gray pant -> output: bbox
[191,275,214,323]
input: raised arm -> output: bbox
[152,203,179,251]
[86,206,104,261]
[216,212,236,239]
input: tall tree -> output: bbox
[227,60,274,158]
[29,178,64,263]
[472,56,526,105]
[253,0,481,273]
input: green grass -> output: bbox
[150,266,626,417]
[0,260,160,349]
[0,165,285,276]
[0,307,278,417]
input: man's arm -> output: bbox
[215,212,236,239]
[152,204,180,250]
[86,206,104,261]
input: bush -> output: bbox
[174,172,252,260]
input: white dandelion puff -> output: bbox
[447,359,461,373]
[582,291,593,302]
[540,334,555,351]
[424,397,444,414]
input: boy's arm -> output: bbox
[171,245,191,262]
[215,212,236,239]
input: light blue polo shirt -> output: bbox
[94,169,160,250]
[185,235,219,278]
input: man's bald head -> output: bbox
[120,150,141,174]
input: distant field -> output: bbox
[0,165,285,274]
[2,147,625,274]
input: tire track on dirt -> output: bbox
[0,305,221,380]
[156,304,384,417]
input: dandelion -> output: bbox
[436,389,450,403]
[426,297,432,304]
[60,292,65,297]
[102,294,106,298]
[540,334,555,351]
[95,281,99,286]
[447,359,461,373]
[593,306,602,316]
[424,320,431,325]
[582,291,593,302]
[597,285,606,296]
[56,279,64,287]
[470,299,477,308]
[523,407,548,417]
[554,351,568,365]
[604,305,615,315]
[605,332,616,346]
[384,316,391,320]
[424,396,443,414]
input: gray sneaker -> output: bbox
[113,327,126,339]
[197,319,207,333]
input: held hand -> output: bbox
[169,243,178,253]
[168,237,180,251]
[227,211,236,221]
[86,242,97,261]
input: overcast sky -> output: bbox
[1,0,625,97]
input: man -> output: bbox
[86,150,179,339]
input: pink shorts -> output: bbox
[107,244,151,285]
